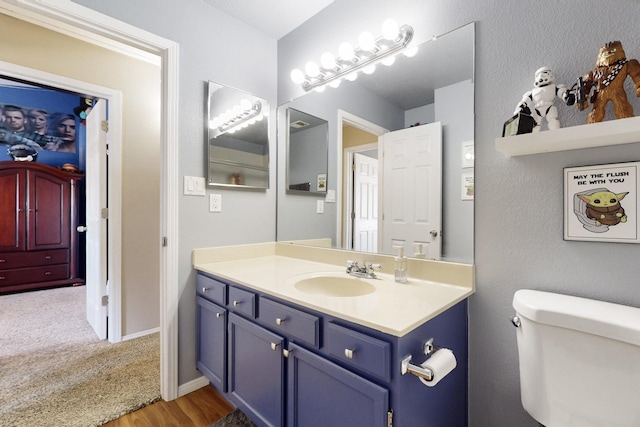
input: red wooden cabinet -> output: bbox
[0,161,83,294]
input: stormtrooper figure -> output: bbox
[514,67,574,132]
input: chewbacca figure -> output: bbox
[578,41,640,123]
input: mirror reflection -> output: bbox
[286,108,328,194]
[277,23,475,263]
[207,81,269,189]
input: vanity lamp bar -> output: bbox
[292,20,415,93]
[210,100,264,138]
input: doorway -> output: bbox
[0,1,179,401]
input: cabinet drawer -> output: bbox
[326,322,391,381]
[260,298,320,348]
[0,264,69,286]
[228,286,256,318]
[0,249,68,270]
[197,274,226,305]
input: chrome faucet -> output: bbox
[346,260,382,279]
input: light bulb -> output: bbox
[314,85,326,93]
[305,61,320,77]
[403,45,418,58]
[320,52,337,69]
[209,119,217,129]
[358,31,376,51]
[381,55,396,66]
[345,72,358,82]
[338,42,355,60]
[363,64,376,75]
[291,68,305,84]
[329,79,342,88]
[381,19,400,40]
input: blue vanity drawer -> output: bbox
[326,321,391,381]
[197,274,227,305]
[260,298,320,348]
[228,285,257,319]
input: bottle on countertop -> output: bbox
[393,245,407,284]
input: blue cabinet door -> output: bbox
[196,296,227,392]
[228,312,285,427]
[287,343,389,427]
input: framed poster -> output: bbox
[461,173,474,200]
[564,162,640,243]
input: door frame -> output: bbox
[0,0,180,400]
[337,110,387,249]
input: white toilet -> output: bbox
[512,289,640,427]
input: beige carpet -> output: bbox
[0,286,161,427]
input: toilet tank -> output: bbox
[513,289,640,427]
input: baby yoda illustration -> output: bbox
[578,190,628,226]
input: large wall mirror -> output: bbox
[207,81,269,189]
[276,22,475,264]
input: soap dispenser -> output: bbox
[393,245,408,283]
[413,243,426,259]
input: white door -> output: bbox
[85,99,108,339]
[381,122,442,259]
[353,153,378,252]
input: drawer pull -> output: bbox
[270,342,279,351]
[216,312,224,318]
[44,255,52,260]
[283,348,292,358]
[0,276,5,280]
[233,300,241,307]
[201,287,210,292]
[275,317,286,326]
[44,271,52,276]
[0,259,5,263]
[345,348,355,360]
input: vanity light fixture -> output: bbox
[209,99,264,138]
[290,19,415,92]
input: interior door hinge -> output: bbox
[387,409,393,427]
[101,120,109,132]
[162,237,168,247]
[101,295,108,306]
[101,208,109,219]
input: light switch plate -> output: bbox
[184,176,206,196]
[316,200,324,214]
[210,194,222,212]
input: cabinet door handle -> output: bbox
[345,348,355,359]
[283,348,292,358]
[270,342,279,351]
[0,276,5,280]
[233,300,241,307]
[44,255,52,260]
[201,287,210,293]
[0,259,5,263]
[44,271,52,276]
[275,317,285,326]
[216,312,224,318]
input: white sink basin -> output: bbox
[293,272,376,297]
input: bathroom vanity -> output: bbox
[193,243,473,427]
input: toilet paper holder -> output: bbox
[400,338,438,381]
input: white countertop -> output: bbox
[193,243,474,337]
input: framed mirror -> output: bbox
[207,81,269,189]
[277,22,475,263]
[286,108,328,194]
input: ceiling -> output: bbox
[203,0,335,40]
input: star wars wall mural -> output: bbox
[565,162,640,243]
[0,76,90,168]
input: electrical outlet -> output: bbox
[210,194,222,212]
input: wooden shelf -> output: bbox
[495,116,640,156]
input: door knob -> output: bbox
[429,230,438,238]
[77,225,87,232]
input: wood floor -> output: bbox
[102,385,234,427]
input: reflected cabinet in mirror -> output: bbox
[207,81,269,189]
[286,108,328,194]
[277,22,475,263]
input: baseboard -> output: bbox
[178,375,210,397]
[122,326,160,341]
